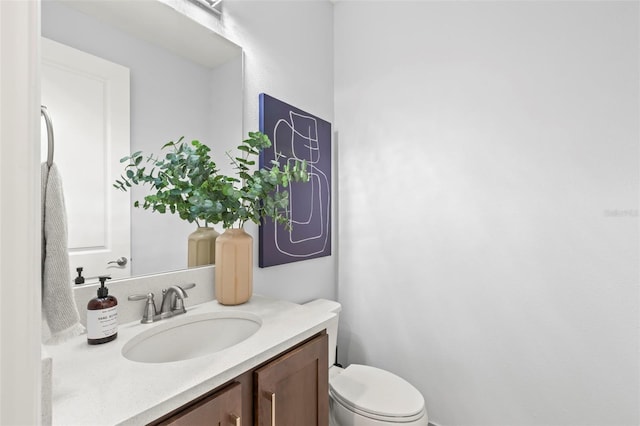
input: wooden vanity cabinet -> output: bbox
[157,381,242,426]
[254,333,328,426]
[149,332,328,426]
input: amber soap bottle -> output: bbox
[87,276,118,345]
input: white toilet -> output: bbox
[304,299,429,426]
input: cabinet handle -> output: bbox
[270,392,276,426]
[231,413,241,426]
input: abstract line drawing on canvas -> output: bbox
[273,111,330,256]
[259,93,332,267]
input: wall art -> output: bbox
[258,93,332,267]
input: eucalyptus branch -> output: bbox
[114,132,310,230]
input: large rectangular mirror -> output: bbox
[42,0,243,282]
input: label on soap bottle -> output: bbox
[87,306,118,339]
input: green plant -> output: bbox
[114,131,309,229]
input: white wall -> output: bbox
[335,2,639,426]
[219,0,337,302]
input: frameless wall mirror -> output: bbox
[41,0,243,282]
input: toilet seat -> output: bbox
[330,364,426,423]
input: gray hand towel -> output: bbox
[41,162,85,343]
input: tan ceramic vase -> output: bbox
[214,228,253,305]
[188,226,219,267]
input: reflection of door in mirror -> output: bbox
[41,37,131,282]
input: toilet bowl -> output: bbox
[304,299,429,426]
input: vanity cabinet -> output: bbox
[158,382,242,426]
[150,332,328,426]
[255,332,328,426]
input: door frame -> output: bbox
[0,0,42,423]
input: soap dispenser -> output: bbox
[87,276,118,345]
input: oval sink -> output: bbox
[122,311,262,363]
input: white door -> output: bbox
[41,37,131,282]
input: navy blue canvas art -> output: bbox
[258,93,332,267]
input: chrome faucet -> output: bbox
[128,283,196,323]
[159,285,189,318]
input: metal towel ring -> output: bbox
[40,105,54,168]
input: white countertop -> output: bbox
[44,295,334,425]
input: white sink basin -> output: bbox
[122,311,262,363]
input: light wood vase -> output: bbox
[188,226,219,267]
[214,228,253,305]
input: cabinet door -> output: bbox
[255,333,329,426]
[158,381,243,426]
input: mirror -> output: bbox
[41,0,243,281]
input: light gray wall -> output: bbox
[335,2,639,426]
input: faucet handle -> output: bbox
[173,297,185,312]
[172,283,195,311]
[128,292,157,324]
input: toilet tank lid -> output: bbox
[303,298,341,313]
[330,364,425,418]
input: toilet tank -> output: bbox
[303,299,341,367]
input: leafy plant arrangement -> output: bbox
[114,131,309,229]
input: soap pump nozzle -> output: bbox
[74,267,85,285]
[97,276,111,298]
